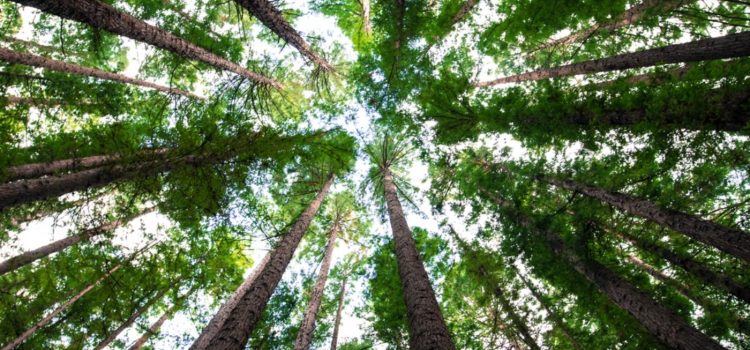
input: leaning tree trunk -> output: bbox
[128,287,195,350]
[200,175,334,350]
[0,47,201,98]
[540,175,750,263]
[294,221,339,350]
[477,31,750,86]
[0,244,150,350]
[382,166,456,350]
[531,0,690,53]
[517,271,582,350]
[330,272,348,350]
[0,207,155,276]
[234,0,334,71]
[10,0,281,88]
[190,252,272,350]
[483,192,725,350]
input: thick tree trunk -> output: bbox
[382,166,456,350]
[10,0,281,89]
[617,230,750,304]
[532,0,690,53]
[190,252,272,350]
[201,175,334,350]
[2,148,171,183]
[234,0,334,71]
[517,272,582,350]
[482,192,725,350]
[0,207,155,276]
[0,47,201,98]
[294,221,339,350]
[330,273,348,350]
[477,31,750,86]
[541,175,750,263]
[128,287,195,350]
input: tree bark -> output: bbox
[540,175,750,263]
[482,192,725,350]
[330,272,348,350]
[382,166,456,350]
[200,175,334,350]
[0,47,202,98]
[190,252,272,350]
[477,31,750,86]
[451,0,480,25]
[234,0,334,71]
[492,284,541,350]
[517,272,582,350]
[294,221,339,350]
[0,207,155,276]
[10,0,281,89]
[531,0,690,53]
[362,0,372,35]
[128,287,195,350]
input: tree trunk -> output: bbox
[294,221,339,350]
[200,175,334,350]
[362,0,372,35]
[0,47,202,98]
[330,273,348,350]
[2,36,63,54]
[3,96,65,107]
[616,229,750,304]
[482,191,725,350]
[0,207,155,276]
[382,166,456,350]
[10,0,281,89]
[128,287,195,350]
[531,0,690,53]
[0,244,150,350]
[540,175,750,263]
[2,148,171,183]
[477,31,750,86]
[451,0,480,25]
[190,252,272,350]
[492,284,541,350]
[234,0,334,71]
[517,272,582,350]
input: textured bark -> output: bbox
[294,221,339,350]
[383,166,456,350]
[190,252,272,350]
[532,0,690,52]
[2,148,171,182]
[617,230,750,304]
[362,0,372,35]
[10,0,281,88]
[477,31,750,86]
[542,176,750,263]
[451,0,480,25]
[128,288,194,350]
[330,273,348,350]
[482,192,725,350]
[234,0,334,71]
[0,47,202,98]
[0,207,155,276]
[201,176,333,350]
[517,272,582,350]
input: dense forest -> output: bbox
[0,0,748,349]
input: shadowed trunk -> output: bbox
[234,0,334,71]
[0,47,201,98]
[540,175,750,263]
[478,31,750,86]
[0,207,155,276]
[383,166,456,350]
[294,221,339,350]
[200,175,334,350]
[330,272,348,350]
[517,272,582,350]
[128,287,195,350]
[190,252,272,350]
[481,189,725,350]
[10,0,281,88]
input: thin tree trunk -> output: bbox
[294,221,339,350]
[10,0,281,89]
[3,96,65,107]
[200,175,334,350]
[2,36,63,54]
[2,148,171,183]
[0,207,155,275]
[7,193,103,226]
[362,0,372,35]
[382,166,456,350]
[128,287,195,350]
[517,272,582,350]
[190,252,272,350]
[482,191,725,350]
[0,47,202,98]
[330,273,348,350]
[234,0,334,71]
[531,0,690,53]
[0,244,150,350]
[540,175,750,263]
[477,31,750,86]
[492,284,541,350]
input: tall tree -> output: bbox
[329,271,348,350]
[127,286,196,350]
